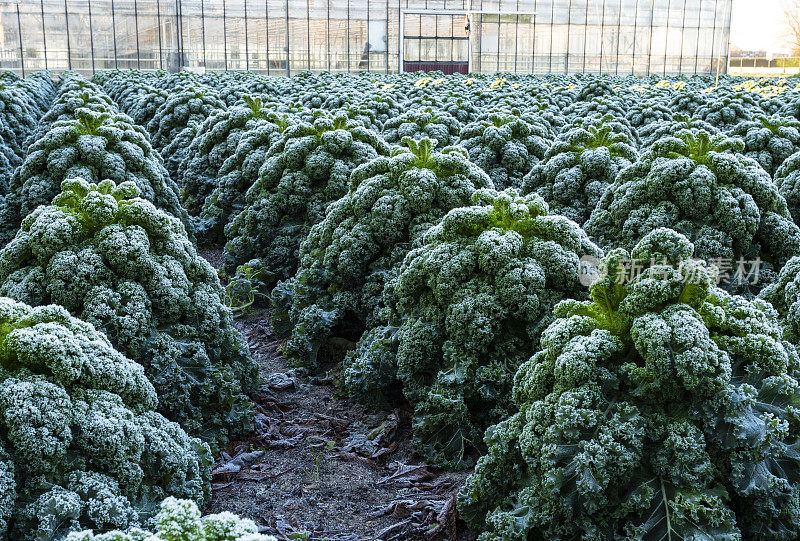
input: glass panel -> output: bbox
[242,0,267,72]
[226,0,247,70]
[367,0,387,71]
[203,0,224,69]
[404,37,419,61]
[19,2,48,72]
[419,15,436,37]
[419,38,436,61]
[0,2,22,72]
[287,0,300,73]
[405,14,420,35]
[437,15,451,37]
[349,0,368,72]
[437,38,451,62]
[66,0,92,73]
[135,0,159,70]
[89,0,115,70]
[550,23,567,72]
[454,37,468,62]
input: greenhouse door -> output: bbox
[400,10,470,74]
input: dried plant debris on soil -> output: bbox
[206,308,473,541]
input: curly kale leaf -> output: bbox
[0,298,211,540]
[459,228,800,541]
[0,178,256,450]
[273,137,492,369]
[343,188,601,468]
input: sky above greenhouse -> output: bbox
[731,0,790,53]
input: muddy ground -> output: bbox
[200,249,477,541]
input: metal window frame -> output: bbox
[513,0,520,73]
[223,0,228,70]
[398,8,536,74]
[385,0,390,73]
[715,0,731,82]
[599,0,607,74]
[134,0,141,69]
[156,0,163,69]
[265,0,270,74]
[245,0,250,70]
[64,0,71,70]
[305,0,310,70]
[284,0,289,75]
[581,0,588,72]
[631,0,639,74]
[614,0,622,75]
[646,0,655,75]
[88,0,95,72]
[40,0,48,70]
[495,9,500,72]
[16,3,24,76]
[177,0,184,70]
[201,0,206,68]
[694,0,703,74]
[663,0,672,75]
[547,0,553,72]
[531,0,536,72]
[710,0,719,74]
[561,0,570,74]
[677,0,687,73]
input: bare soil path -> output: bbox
[200,249,475,541]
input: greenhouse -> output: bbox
[1,0,732,75]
